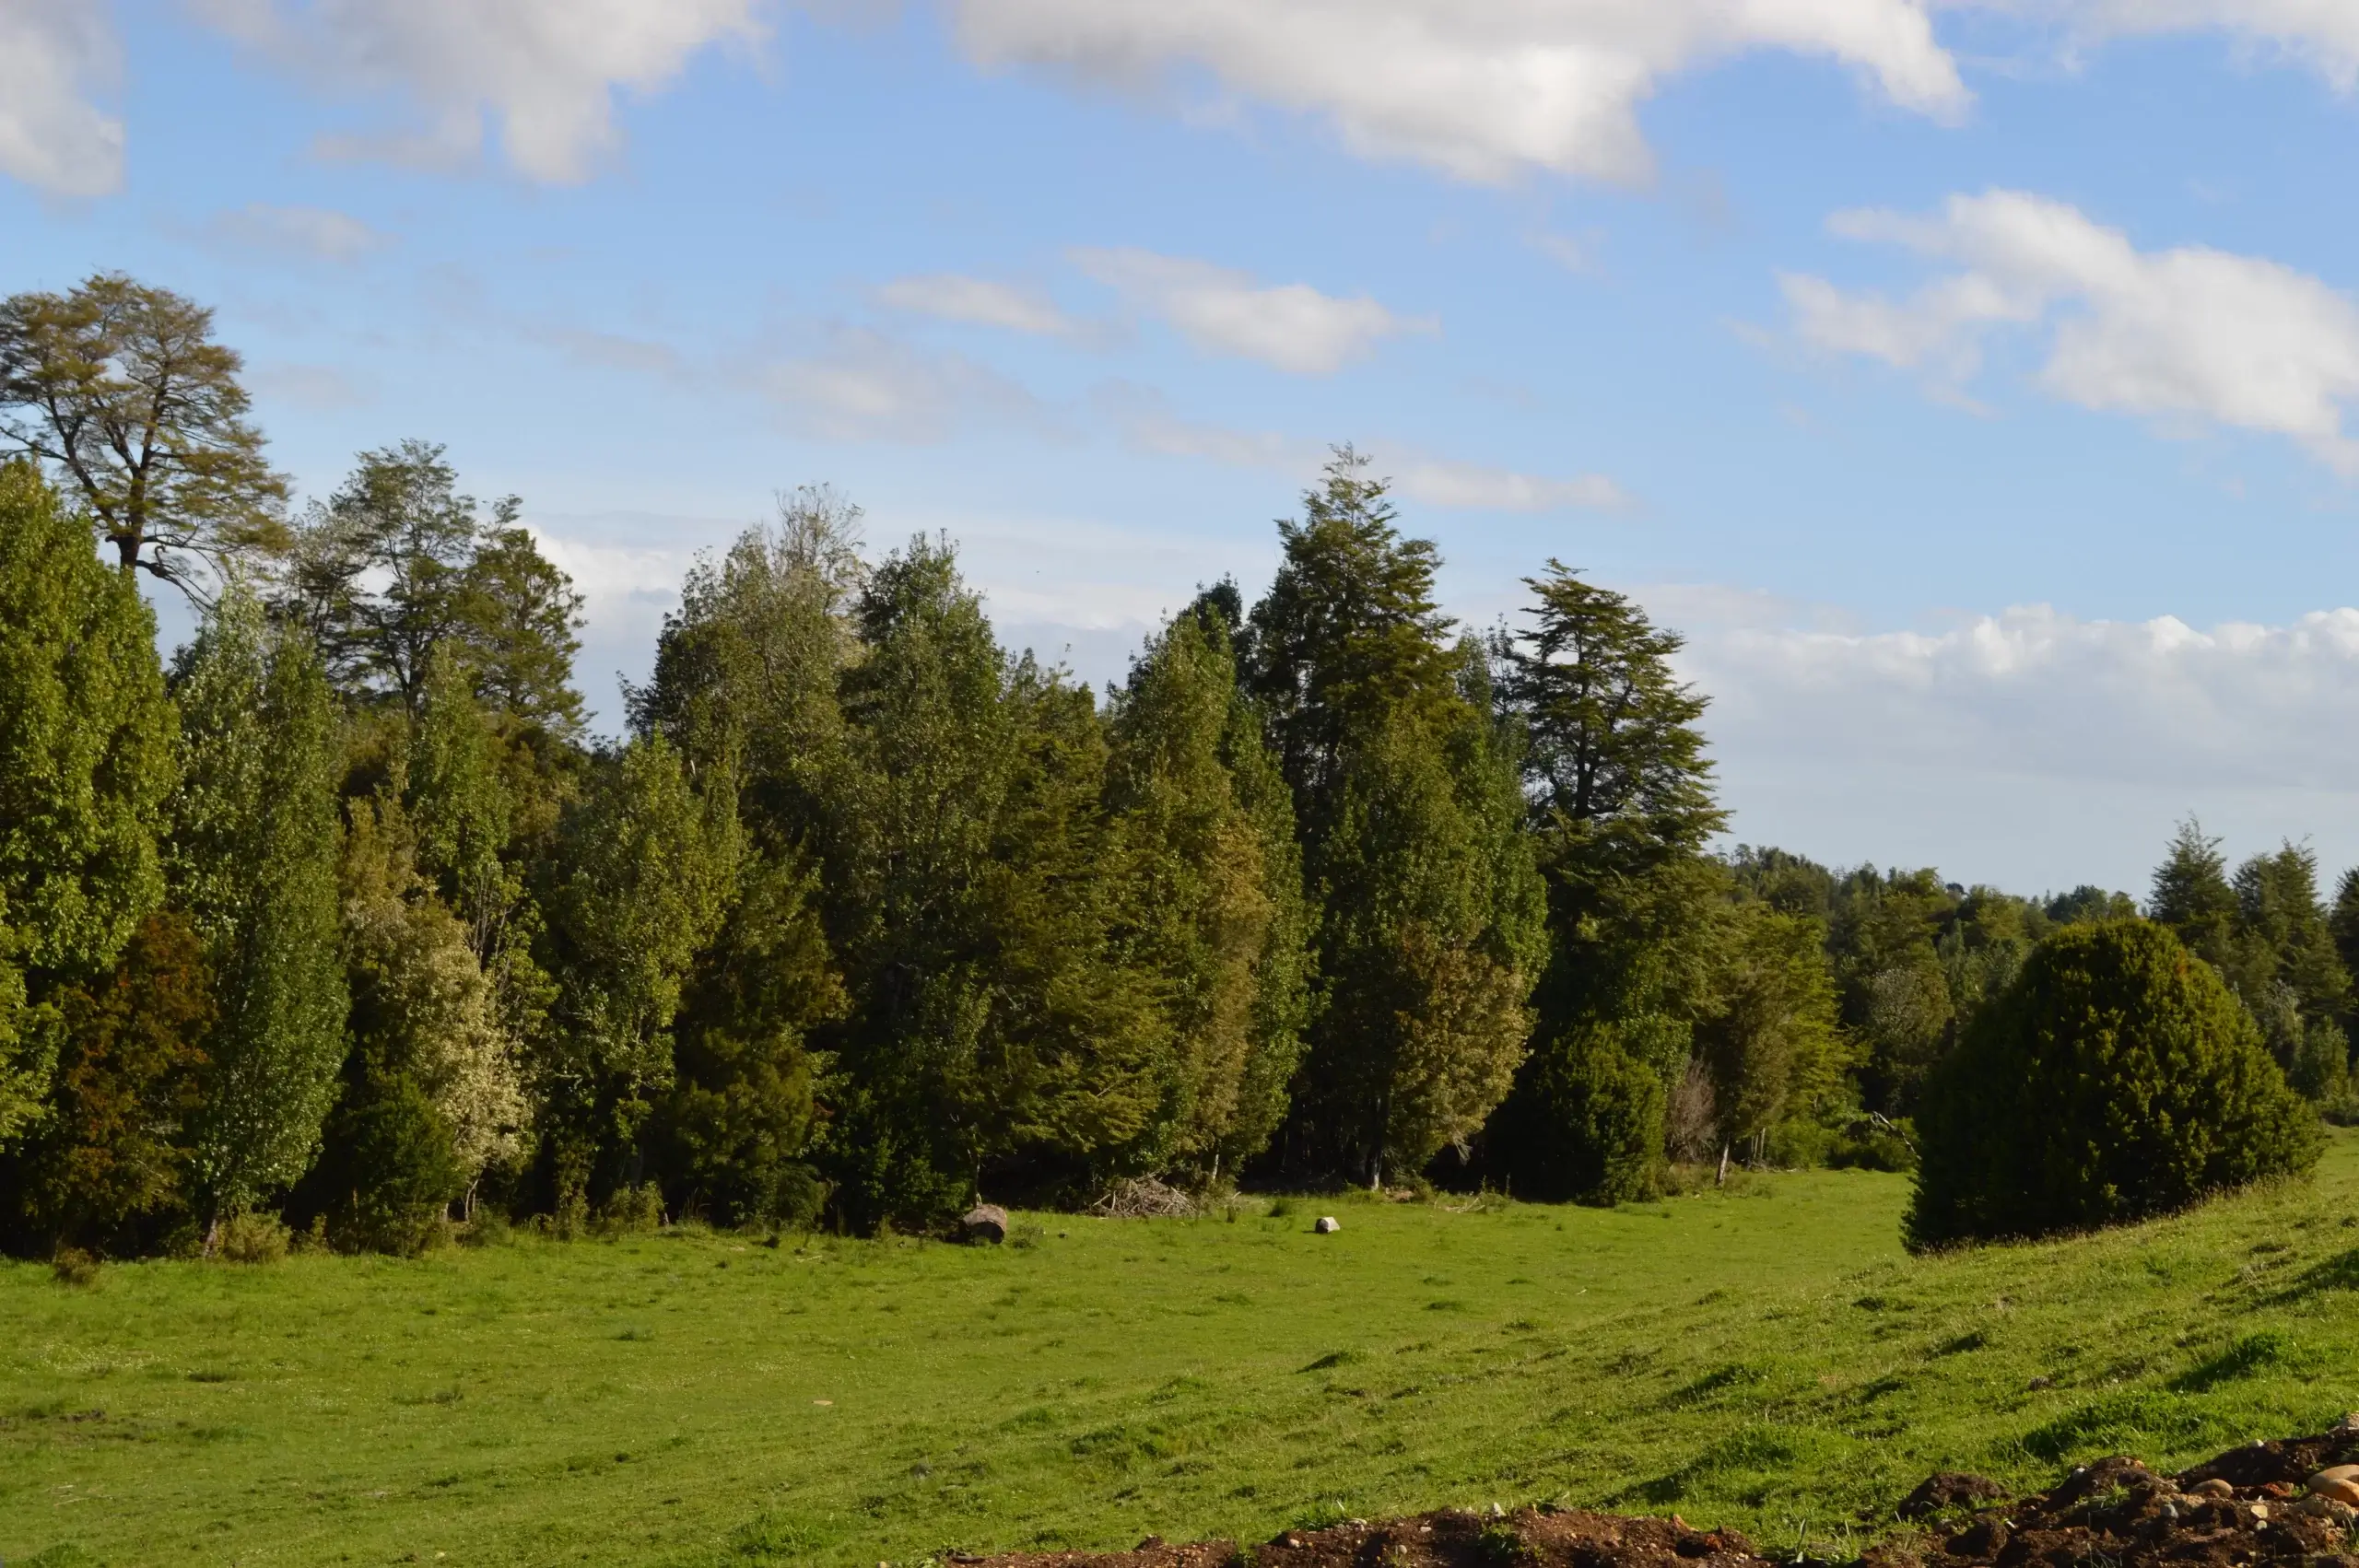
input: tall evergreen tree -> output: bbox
[1247,448,1459,822]
[1248,452,1543,1187]
[2232,843,2348,1023]
[1106,604,1310,1180]
[2150,817,2240,977]
[1480,564,1727,1200]
[790,537,1190,1226]
[539,737,737,1211]
[1695,906,1848,1159]
[169,586,347,1233]
[0,461,178,983]
[0,462,179,1141]
[651,851,842,1229]
[5,911,214,1253]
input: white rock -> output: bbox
[1315,1215,1341,1234]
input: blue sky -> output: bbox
[12,1,2359,895]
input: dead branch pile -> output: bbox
[1086,1177,1200,1219]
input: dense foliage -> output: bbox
[0,274,2350,1253]
[1907,920,2321,1248]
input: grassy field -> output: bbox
[9,1138,2359,1568]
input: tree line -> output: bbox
[0,273,2346,1255]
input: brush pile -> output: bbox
[1085,1179,1201,1219]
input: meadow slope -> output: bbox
[8,1137,2359,1566]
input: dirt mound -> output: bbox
[959,1422,2359,1568]
[1897,1473,2011,1521]
[958,1505,1756,1568]
[1876,1422,2359,1568]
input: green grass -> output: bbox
[9,1136,2359,1567]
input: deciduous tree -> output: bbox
[0,275,288,594]
[169,587,347,1232]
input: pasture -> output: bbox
[9,1138,2359,1566]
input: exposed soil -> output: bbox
[958,1421,2359,1568]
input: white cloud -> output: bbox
[755,324,1042,442]
[1393,456,1627,511]
[206,202,389,262]
[1073,247,1432,374]
[1096,383,1326,472]
[950,0,1968,185]
[874,274,1086,338]
[1783,189,2359,470]
[249,361,372,409]
[1532,230,1602,275]
[531,322,694,380]
[1696,603,2359,788]
[1095,384,1625,511]
[192,0,762,181]
[0,0,123,195]
[1676,595,2359,890]
[2029,2,2359,89]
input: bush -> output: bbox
[215,1210,290,1264]
[307,1070,462,1256]
[456,1207,514,1247]
[596,1183,664,1236]
[1482,1024,1664,1204]
[51,1246,101,1286]
[1826,1117,1917,1173]
[1906,920,2321,1249]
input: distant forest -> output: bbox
[2,273,2352,1255]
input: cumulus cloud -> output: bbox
[874,273,1086,338]
[205,202,389,262]
[1073,248,1433,374]
[755,324,1042,442]
[1695,603,2359,788]
[1672,596,2359,889]
[191,0,762,181]
[1782,189,2359,470]
[950,0,1967,185]
[0,0,123,195]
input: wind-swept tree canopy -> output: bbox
[0,275,288,595]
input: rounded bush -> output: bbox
[1484,1024,1664,1205]
[1906,919,2320,1249]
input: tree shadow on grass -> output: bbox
[1620,1426,1799,1505]
[2259,1247,2359,1308]
[2169,1330,2294,1394]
